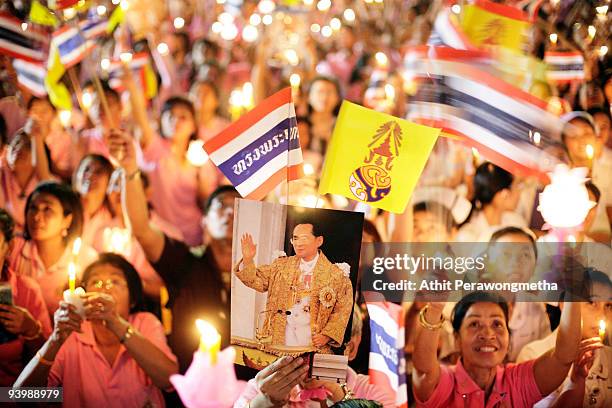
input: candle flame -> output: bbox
[586,144,594,160]
[600,320,606,332]
[196,319,220,346]
[72,237,82,256]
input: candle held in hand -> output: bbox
[68,262,76,293]
[599,319,606,341]
[196,319,221,364]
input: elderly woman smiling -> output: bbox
[412,291,581,407]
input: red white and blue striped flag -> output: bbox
[0,12,47,62]
[404,46,563,181]
[544,51,584,83]
[79,15,108,40]
[51,25,94,68]
[204,88,304,200]
[367,302,407,408]
[12,58,47,97]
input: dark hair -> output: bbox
[362,219,382,243]
[585,181,601,204]
[587,106,611,122]
[584,268,612,298]
[0,208,15,245]
[23,181,83,243]
[74,154,114,186]
[204,185,239,214]
[81,253,145,313]
[26,95,55,112]
[294,219,323,238]
[330,400,382,408]
[307,75,343,117]
[0,114,6,146]
[489,226,537,259]
[172,32,191,54]
[561,116,596,143]
[160,96,197,140]
[413,201,456,233]
[451,291,510,333]
[472,162,513,209]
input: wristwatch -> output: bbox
[120,324,135,344]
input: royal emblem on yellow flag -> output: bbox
[318,101,440,213]
[460,0,531,53]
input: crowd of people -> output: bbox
[0,0,611,407]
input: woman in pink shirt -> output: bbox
[0,209,52,386]
[0,126,53,232]
[9,182,97,315]
[412,291,582,408]
[73,154,115,249]
[15,253,178,407]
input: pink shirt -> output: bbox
[81,207,114,250]
[9,237,98,315]
[0,268,52,386]
[415,359,543,408]
[143,135,204,246]
[0,158,40,231]
[48,312,176,408]
[233,367,395,408]
[78,128,111,159]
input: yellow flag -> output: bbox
[29,0,59,27]
[318,102,440,213]
[45,44,72,111]
[107,5,125,33]
[143,61,158,99]
[460,0,531,53]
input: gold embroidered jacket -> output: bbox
[235,252,353,351]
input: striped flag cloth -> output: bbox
[12,59,47,97]
[107,52,158,99]
[428,8,477,50]
[404,46,563,181]
[79,14,108,40]
[204,87,303,200]
[544,51,584,83]
[367,302,407,408]
[51,25,94,68]
[48,0,79,10]
[0,12,47,62]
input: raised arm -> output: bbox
[532,299,582,397]
[234,233,272,292]
[122,64,155,149]
[411,302,444,402]
[30,120,52,181]
[107,129,165,263]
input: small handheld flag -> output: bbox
[318,101,440,213]
[0,11,47,62]
[13,59,47,97]
[204,88,303,200]
[367,302,407,408]
[52,25,94,68]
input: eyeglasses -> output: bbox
[290,235,314,245]
[86,279,128,291]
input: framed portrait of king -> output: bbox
[231,199,363,370]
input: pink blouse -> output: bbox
[414,359,543,408]
[48,312,177,408]
[0,158,40,231]
[0,268,52,386]
[233,367,395,408]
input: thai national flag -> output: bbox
[404,46,564,182]
[52,25,93,68]
[204,88,304,200]
[0,12,47,62]
[367,302,407,408]
[79,15,108,40]
[428,8,477,50]
[12,58,47,97]
[544,51,584,83]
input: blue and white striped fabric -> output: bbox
[367,302,407,408]
[79,15,107,40]
[12,58,46,96]
[52,25,93,68]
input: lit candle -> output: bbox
[59,110,72,129]
[586,144,594,172]
[186,140,209,167]
[195,319,221,364]
[599,319,606,341]
[68,262,76,293]
[72,237,82,256]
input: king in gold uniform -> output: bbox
[235,223,353,353]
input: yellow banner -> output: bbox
[318,101,440,214]
[29,0,59,27]
[460,0,531,53]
